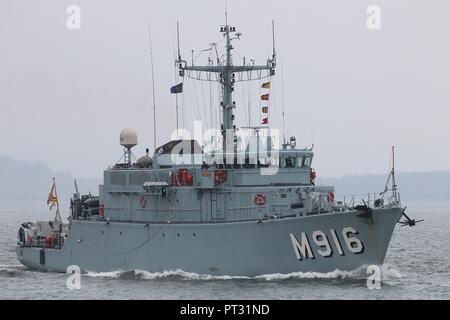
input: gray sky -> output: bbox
[1,0,449,178]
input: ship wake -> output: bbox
[84,264,402,282]
[0,265,29,278]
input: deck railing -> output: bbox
[339,190,401,209]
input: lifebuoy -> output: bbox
[214,170,227,185]
[139,196,147,208]
[327,192,335,203]
[254,192,267,207]
[171,169,194,186]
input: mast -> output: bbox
[148,23,157,151]
[177,16,276,156]
[222,21,234,151]
[380,146,399,204]
[391,146,397,202]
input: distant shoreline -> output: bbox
[1,156,449,202]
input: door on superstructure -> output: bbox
[211,191,225,220]
[200,191,211,222]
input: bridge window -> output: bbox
[283,156,297,168]
[303,157,311,167]
[297,156,303,168]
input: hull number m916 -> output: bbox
[289,227,364,260]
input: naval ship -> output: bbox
[16,20,419,276]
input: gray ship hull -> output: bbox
[16,207,403,276]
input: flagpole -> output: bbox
[52,178,61,223]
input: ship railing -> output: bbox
[23,236,65,249]
[338,191,401,210]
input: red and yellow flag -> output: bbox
[261,94,269,101]
[47,178,58,211]
[47,178,62,223]
[261,106,268,114]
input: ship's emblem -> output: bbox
[289,227,364,261]
[254,193,267,207]
[139,196,147,209]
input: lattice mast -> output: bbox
[176,14,276,153]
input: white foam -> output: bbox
[133,269,249,280]
[255,269,360,281]
[84,270,124,278]
[83,264,402,281]
[379,264,403,280]
[0,264,23,268]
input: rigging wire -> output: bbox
[209,56,214,133]
[190,79,203,124]
[248,76,252,127]
[241,77,249,127]
[147,22,157,152]
[170,22,180,138]
[181,77,186,131]
[281,56,286,144]
[200,77,209,130]
[258,78,262,126]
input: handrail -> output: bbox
[339,190,401,209]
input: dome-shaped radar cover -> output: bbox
[120,128,138,148]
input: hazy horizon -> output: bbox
[2,155,450,203]
[1,0,449,178]
[2,154,450,180]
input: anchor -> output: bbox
[354,200,374,224]
[398,210,424,227]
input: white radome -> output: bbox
[120,128,138,148]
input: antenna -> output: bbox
[148,21,157,151]
[391,145,397,201]
[225,3,228,26]
[174,22,182,138]
[74,179,80,198]
[281,57,286,144]
[272,20,276,62]
[177,21,181,61]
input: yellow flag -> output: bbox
[261,106,268,113]
[262,82,271,89]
